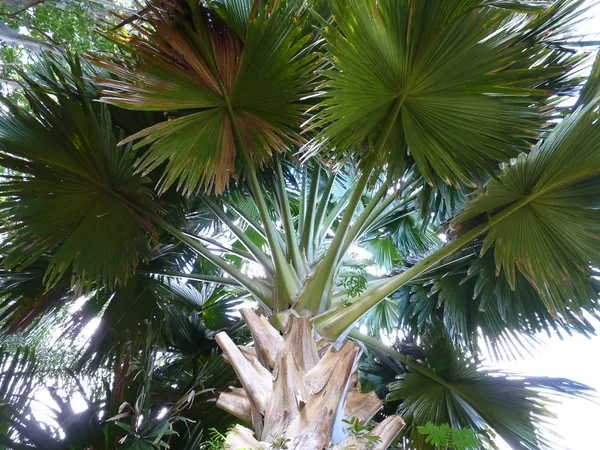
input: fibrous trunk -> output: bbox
[215,309,405,449]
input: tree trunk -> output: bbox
[215,309,405,449]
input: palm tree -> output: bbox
[0,0,599,448]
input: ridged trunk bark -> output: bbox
[216,309,405,449]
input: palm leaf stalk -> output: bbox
[0,0,599,448]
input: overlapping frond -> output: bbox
[206,0,253,39]
[396,249,600,359]
[414,176,470,227]
[0,258,75,335]
[454,99,600,315]
[93,0,316,195]
[0,54,158,289]
[311,0,585,185]
[363,212,441,261]
[383,328,594,450]
[360,297,400,339]
[0,346,45,449]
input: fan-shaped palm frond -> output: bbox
[92,0,316,195]
[454,98,600,316]
[0,53,158,289]
[74,275,166,371]
[161,286,244,354]
[414,176,470,228]
[360,297,400,339]
[362,212,441,263]
[73,273,243,372]
[394,248,600,359]
[311,0,584,185]
[357,327,594,450]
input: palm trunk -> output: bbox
[215,309,405,449]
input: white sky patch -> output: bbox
[71,392,88,414]
[487,331,600,449]
[157,407,168,420]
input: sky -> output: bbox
[488,331,600,449]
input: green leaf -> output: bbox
[454,100,600,316]
[396,249,600,358]
[206,0,253,40]
[385,328,594,450]
[576,50,600,108]
[312,0,577,186]
[0,257,75,335]
[0,54,157,289]
[417,422,480,449]
[94,0,315,195]
[75,275,165,370]
[414,176,470,226]
[362,236,399,271]
[365,212,441,259]
[125,108,233,196]
[418,422,452,447]
[360,297,399,339]
[229,0,315,138]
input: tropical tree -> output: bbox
[0,0,599,449]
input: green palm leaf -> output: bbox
[362,237,399,272]
[93,0,316,195]
[415,176,470,227]
[576,51,600,108]
[0,54,158,288]
[312,0,583,185]
[369,212,441,259]
[74,275,166,370]
[206,0,253,39]
[0,346,42,449]
[360,297,400,339]
[0,258,75,335]
[74,275,242,371]
[382,328,594,450]
[453,99,600,315]
[397,249,599,358]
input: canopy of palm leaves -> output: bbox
[358,325,594,449]
[0,0,599,448]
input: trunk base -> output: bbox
[216,309,405,449]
